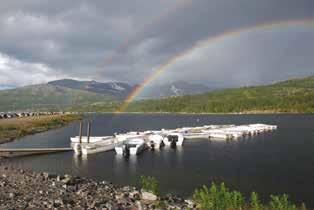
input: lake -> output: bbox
[1,113,314,206]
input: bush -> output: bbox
[250,191,262,210]
[193,183,303,210]
[139,175,159,195]
[193,183,244,210]
[269,194,296,210]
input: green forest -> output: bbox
[72,76,314,114]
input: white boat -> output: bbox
[72,143,82,155]
[81,138,123,155]
[115,138,146,155]
[147,134,165,149]
[115,132,144,142]
[208,132,234,140]
[182,131,210,139]
[164,133,184,146]
[70,136,113,143]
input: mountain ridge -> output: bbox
[0,79,212,111]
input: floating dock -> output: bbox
[72,123,277,156]
[0,148,73,158]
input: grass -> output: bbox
[193,183,305,210]
[139,175,160,195]
[0,114,81,144]
[136,175,307,209]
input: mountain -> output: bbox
[0,85,16,90]
[2,76,314,113]
[123,76,314,113]
[0,84,115,111]
[48,79,133,98]
[138,81,211,98]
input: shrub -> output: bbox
[139,175,159,195]
[193,182,244,210]
[250,192,262,210]
[269,194,296,210]
[192,183,304,210]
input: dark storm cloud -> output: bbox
[0,0,313,86]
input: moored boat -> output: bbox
[147,134,165,149]
[115,138,146,155]
[70,136,114,143]
[81,138,123,155]
[164,133,184,146]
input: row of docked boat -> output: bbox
[180,124,277,140]
[71,123,277,156]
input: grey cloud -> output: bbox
[0,0,313,87]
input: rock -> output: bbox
[136,201,143,210]
[129,190,141,200]
[61,175,77,185]
[105,202,114,210]
[0,167,188,210]
[185,199,195,208]
[141,191,158,201]
[43,172,57,180]
[9,192,15,199]
[56,175,63,182]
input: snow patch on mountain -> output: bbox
[110,82,125,91]
[170,85,182,95]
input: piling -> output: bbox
[79,121,83,144]
[87,121,91,144]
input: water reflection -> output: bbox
[73,152,88,170]
[3,113,314,207]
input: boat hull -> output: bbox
[164,133,184,146]
[70,136,112,143]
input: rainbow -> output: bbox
[96,0,193,73]
[117,17,314,112]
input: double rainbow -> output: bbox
[117,18,314,112]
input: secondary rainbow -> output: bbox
[96,0,193,73]
[117,18,314,112]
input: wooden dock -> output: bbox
[0,148,73,158]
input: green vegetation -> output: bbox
[137,176,306,209]
[2,76,314,113]
[125,76,314,113]
[67,102,120,113]
[139,175,160,195]
[193,183,304,210]
[0,114,81,144]
[0,84,114,111]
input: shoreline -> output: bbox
[0,114,81,145]
[0,165,193,209]
[80,111,313,115]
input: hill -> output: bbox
[124,76,314,113]
[2,76,314,113]
[48,79,211,99]
[48,79,133,98]
[0,84,115,111]
[138,81,211,99]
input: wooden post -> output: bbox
[79,121,83,144]
[87,121,91,144]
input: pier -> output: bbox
[71,123,278,156]
[0,148,73,158]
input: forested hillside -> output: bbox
[124,76,314,113]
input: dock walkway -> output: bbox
[0,148,73,158]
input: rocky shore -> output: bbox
[0,165,195,209]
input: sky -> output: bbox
[0,0,313,89]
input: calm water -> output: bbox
[1,113,314,206]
